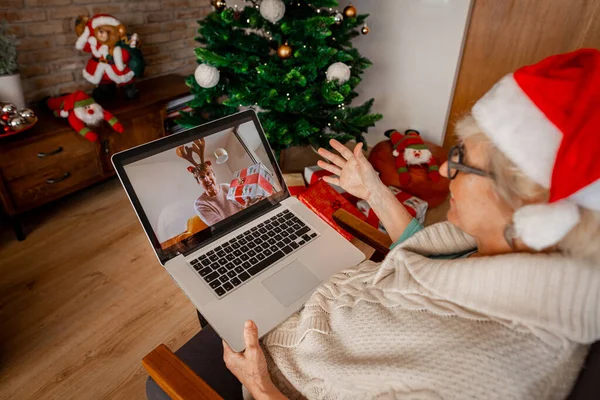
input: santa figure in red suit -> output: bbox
[47,91,124,142]
[75,14,139,100]
[385,129,441,185]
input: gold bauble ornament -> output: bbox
[361,25,369,35]
[277,43,292,59]
[343,5,357,18]
[211,0,227,11]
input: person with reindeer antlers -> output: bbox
[176,139,244,226]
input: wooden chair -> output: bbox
[142,209,600,400]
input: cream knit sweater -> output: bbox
[261,222,600,399]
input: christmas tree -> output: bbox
[178,0,382,153]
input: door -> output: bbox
[444,0,600,149]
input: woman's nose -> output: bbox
[439,160,448,178]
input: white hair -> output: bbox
[455,115,600,263]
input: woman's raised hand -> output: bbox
[317,139,382,201]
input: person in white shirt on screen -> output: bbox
[177,138,261,226]
[193,166,242,226]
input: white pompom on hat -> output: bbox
[472,48,600,250]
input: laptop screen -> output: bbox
[114,111,288,263]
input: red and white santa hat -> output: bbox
[472,48,600,250]
[75,14,121,51]
[59,91,95,117]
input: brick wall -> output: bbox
[1,0,211,103]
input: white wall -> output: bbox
[351,0,472,146]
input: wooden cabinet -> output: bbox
[0,74,189,239]
[99,108,166,174]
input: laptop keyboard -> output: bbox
[188,209,318,298]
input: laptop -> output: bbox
[112,110,365,351]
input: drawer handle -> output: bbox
[46,172,70,184]
[37,147,64,158]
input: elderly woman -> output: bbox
[222,49,600,399]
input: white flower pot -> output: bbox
[0,73,26,109]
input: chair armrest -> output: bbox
[142,344,223,400]
[333,209,392,257]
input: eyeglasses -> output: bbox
[447,145,490,180]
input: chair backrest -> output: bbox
[568,341,600,399]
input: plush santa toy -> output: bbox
[75,14,135,87]
[46,91,124,142]
[385,129,440,185]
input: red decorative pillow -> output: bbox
[368,140,450,208]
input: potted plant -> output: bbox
[0,22,25,108]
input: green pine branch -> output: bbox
[179,3,383,152]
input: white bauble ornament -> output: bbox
[326,62,351,84]
[260,0,286,24]
[334,12,343,24]
[194,64,220,88]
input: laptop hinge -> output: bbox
[180,202,282,258]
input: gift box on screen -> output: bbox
[298,180,367,241]
[283,173,306,197]
[227,163,275,206]
[356,186,428,234]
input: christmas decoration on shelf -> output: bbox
[343,4,357,18]
[361,24,369,35]
[1,103,17,115]
[74,14,145,101]
[277,43,292,59]
[211,0,227,11]
[0,102,38,136]
[19,108,35,123]
[326,62,351,84]
[260,0,286,24]
[194,64,220,88]
[8,116,26,130]
[181,0,382,151]
[385,129,441,185]
[46,91,124,142]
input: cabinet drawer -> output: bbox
[0,130,96,180]
[7,152,103,211]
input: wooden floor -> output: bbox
[0,177,449,400]
[0,178,200,400]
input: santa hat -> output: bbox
[472,48,600,250]
[75,14,121,50]
[59,91,96,117]
[386,129,429,157]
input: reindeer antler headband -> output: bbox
[176,138,210,172]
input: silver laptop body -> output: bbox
[112,110,365,351]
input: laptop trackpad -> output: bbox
[262,260,321,307]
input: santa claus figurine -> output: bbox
[75,14,143,100]
[385,129,441,185]
[46,91,124,142]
